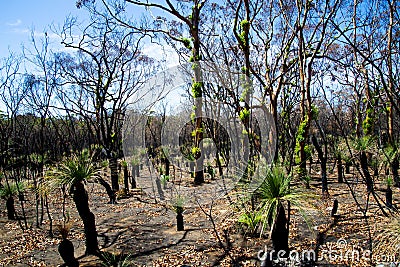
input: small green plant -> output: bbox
[121,160,128,168]
[362,107,374,136]
[253,165,317,253]
[172,195,185,214]
[238,210,263,236]
[100,160,109,168]
[157,166,164,175]
[100,251,134,267]
[0,181,25,199]
[353,136,374,152]
[207,164,215,179]
[386,177,394,188]
[301,175,312,189]
[160,174,170,186]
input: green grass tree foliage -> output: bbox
[0,181,24,220]
[46,150,101,255]
[99,251,134,267]
[384,144,400,187]
[254,165,316,256]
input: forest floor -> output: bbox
[0,164,398,267]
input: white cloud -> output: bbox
[8,27,29,35]
[142,42,179,68]
[6,19,22,27]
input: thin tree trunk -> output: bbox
[312,136,328,195]
[345,161,351,174]
[96,177,116,204]
[135,165,140,177]
[360,152,374,193]
[45,196,53,237]
[123,165,129,191]
[109,156,119,192]
[337,154,343,183]
[165,159,170,176]
[386,187,393,208]
[131,167,137,189]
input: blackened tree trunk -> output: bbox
[109,156,119,192]
[337,154,343,183]
[312,136,328,195]
[360,151,374,193]
[165,159,170,177]
[271,204,289,256]
[72,182,99,255]
[58,238,79,267]
[176,212,184,231]
[6,196,15,220]
[386,187,393,208]
[96,177,116,204]
[331,199,339,217]
[345,162,351,174]
[131,167,136,189]
[135,165,140,177]
[123,165,129,191]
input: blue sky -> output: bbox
[0,1,180,64]
[0,0,87,58]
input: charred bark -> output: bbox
[58,238,79,267]
[312,136,328,195]
[6,196,15,220]
[96,177,116,204]
[360,151,374,193]
[109,156,119,192]
[271,204,289,256]
[72,182,99,255]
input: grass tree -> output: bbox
[0,181,24,220]
[255,165,315,258]
[57,223,79,267]
[47,150,100,255]
[384,144,399,187]
[385,177,394,209]
[171,195,185,231]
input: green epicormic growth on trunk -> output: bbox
[180,37,192,50]
[362,107,374,136]
[294,105,318,166]
[191,82,202,98]
[239,108,250,121]
[239,19,250,48]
